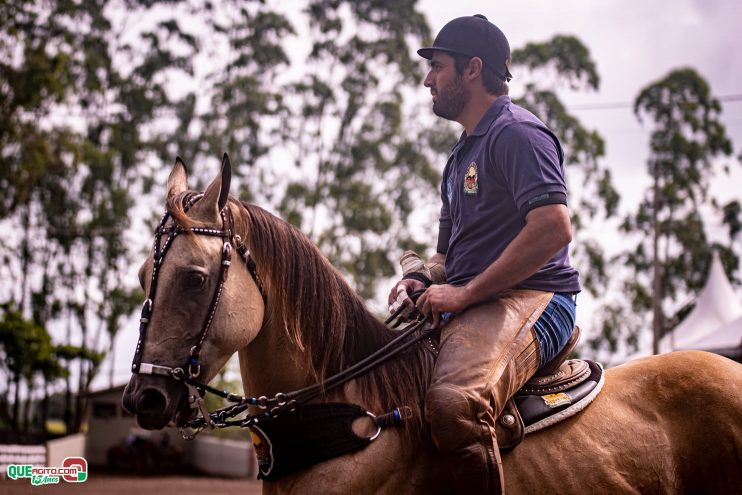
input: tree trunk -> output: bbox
[109,339,116,388]
[41,383,49,440]
[12,374,21,431]
[64,365,73,434]
[23,381,33,432]
[652,165,663,355]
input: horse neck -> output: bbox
[232,202,428,425]
[235,264,389,401]
[237,321,315,399]
[232,201,383,397]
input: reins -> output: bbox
[177,305,432,436]
[130,197,435,440]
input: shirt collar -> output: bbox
[454,96,510,147]
[470,96,510,137]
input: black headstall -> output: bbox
[129,194,266,436]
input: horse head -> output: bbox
[122,155,265,430]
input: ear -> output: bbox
[167,157,189,200]
[192,153,232,223]
[467,57,484,80]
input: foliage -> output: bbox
[0,0,187,432]
[270,0,447,299]
[589,68,736,355]
[0,308,66,432]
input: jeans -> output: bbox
[533,292,577,369]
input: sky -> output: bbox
[98,0,742,389]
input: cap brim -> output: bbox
[417,47,435,60]
[417,47,465,60]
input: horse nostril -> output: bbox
[138,387,167,415]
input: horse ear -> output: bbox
[167,157,189,199]
[217,153,232,211]
[193,153,232,222]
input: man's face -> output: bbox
[424,52,469,121]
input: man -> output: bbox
[388,15,580,494]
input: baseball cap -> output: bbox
[418,14,512,81]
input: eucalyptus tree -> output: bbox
[589,68,736,356]
[0,0,190,432]
[273,0,447,299]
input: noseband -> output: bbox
[130,194,266,434]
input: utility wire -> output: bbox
[569,93,742,111]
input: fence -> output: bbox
[193,435,257,478]
[0,444,46,477]
[47,433,86,466]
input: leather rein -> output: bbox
[130,196,433,439]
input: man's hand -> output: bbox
[388,278,426,317]
[416,284,470,328]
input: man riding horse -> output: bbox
[388,15,580,494]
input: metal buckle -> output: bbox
[364,411,383,441]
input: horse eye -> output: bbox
[184,271,206,290]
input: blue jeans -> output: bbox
[533,293,576,369]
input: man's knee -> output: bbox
[425,384,483,454]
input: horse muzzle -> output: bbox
[122,375,189,430]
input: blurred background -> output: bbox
[1,0,740,487]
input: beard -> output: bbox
[432,75,469,121]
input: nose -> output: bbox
[424,70,434,88]
[137,387,168,416]
[123,377,186,430]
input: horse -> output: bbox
[123,155,742,494]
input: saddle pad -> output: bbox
[516,360,605,434]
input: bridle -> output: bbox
[130,194,434,440]
[130,193,266,436]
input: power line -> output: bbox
[569,94,742,111]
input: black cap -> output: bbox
[418,15,512,81]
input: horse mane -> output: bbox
[166,191,430,434]
[230,199,431,435]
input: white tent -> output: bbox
[679,315,742,359]
[620,251,742,363]
[656,251,742,353]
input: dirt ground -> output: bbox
[0,473,262,495]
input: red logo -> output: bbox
[61,457,87,482]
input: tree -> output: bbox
[590,68,736,356]
[0,308,66,435]
[0,0,190,432]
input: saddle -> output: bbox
[495,326,605,451]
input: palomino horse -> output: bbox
[123,156,742,494]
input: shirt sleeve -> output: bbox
[493,123,567,216]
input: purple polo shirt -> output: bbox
[438,96,581,293]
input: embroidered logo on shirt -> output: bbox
[463,162,478,194]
